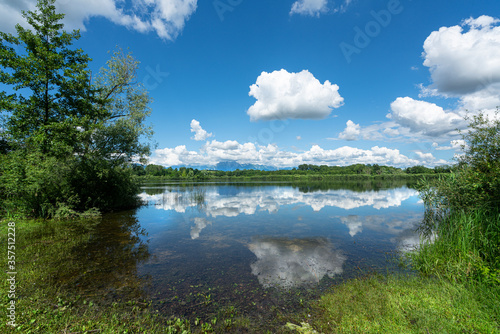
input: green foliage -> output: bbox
[0,0,100,157]
[86,47,153,165]
[405,165,434,174]
[135,163,445,182]
[420,112,500,213]
[0,151,141,216]
[414,112,500,286]
[458,112,500,208]
[68,158,141,211]
[0,1,152,217]
[0,150,78,216]
[145,163,166,176]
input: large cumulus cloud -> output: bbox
[247,69,344,121]
[422,15,500,98]
[387,97,465,137]
[0,0,197,41]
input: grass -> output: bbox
[302,274,500,334]
[408,208,500,284]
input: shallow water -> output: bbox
[128,181,424,324]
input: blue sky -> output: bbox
[1,0,500,168]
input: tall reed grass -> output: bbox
[410,208,500,284]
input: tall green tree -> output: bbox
[0,0,100,156]
[457,112,500,208]
[418,111,500,213]
[84,48,153,166]
[0,0,154,217]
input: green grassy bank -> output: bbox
[306,274,500,333]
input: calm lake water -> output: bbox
[101,181,424,325]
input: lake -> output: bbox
[99,181,425,327]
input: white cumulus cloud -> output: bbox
[388,97,465,137]
[247,69,344,121]
[373,15,500,145]
[434,139,466,151]
[190,119,213,141]
[290,0,328,17]
[338,120,361,141]
[421,15,500,110]
[0,0,197,41]
[149,140,445,168]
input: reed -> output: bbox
[410,208,500,284]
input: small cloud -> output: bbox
[290,0,328,17]
[411,66,419,71]
[297,136,302,140]
[190,119,213,141]
[434,139,466,151]
[332,0,354,14]
[338,120,360,141]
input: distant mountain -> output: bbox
[215,161,280,172]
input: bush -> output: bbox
[68,158,141,212]
[0,150,140,218]
[0,151,78,217]
[414,112,500,284]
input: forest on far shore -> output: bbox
[133,163,454,180]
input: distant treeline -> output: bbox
[133,163,454,180]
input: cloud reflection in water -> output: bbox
[139,186,418,217]
[248,237,346,289]
[190,217,211,239]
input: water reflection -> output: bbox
[340,215,364,237]
[190,217,212,239]
[56,212,151,299]
[139,185,418,217]
[137,182,424,295]
[338,213,423,238]
[248,237,346,289]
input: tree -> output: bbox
[456,112,500,208]
[85,48,153,166]
[0,0,99,156]
[406,165,433,174]
[0,0,154,217]
[145,164,165,176]
[419,111,500,213]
